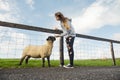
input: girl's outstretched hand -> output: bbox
[54,34,60,38]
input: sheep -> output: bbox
[19,36,56,67]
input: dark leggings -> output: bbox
[66,36,75,66]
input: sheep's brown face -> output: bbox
[46,36,56,42]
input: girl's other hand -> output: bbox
[54,27,58,30]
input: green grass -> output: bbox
[0,59,120,68]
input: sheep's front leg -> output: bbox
[25,56,31,64]
[42,58,45,67]
[47,56,51,67]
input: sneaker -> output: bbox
[59,65,65,67]
[64,64,74,68]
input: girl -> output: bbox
[54,12,76,68]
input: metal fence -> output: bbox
[0,21,120,66]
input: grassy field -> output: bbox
[0,59,120,68]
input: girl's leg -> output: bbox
[66,36,75,66]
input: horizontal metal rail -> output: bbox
[0,21,120,44]
[76,34,120,44]
[0,21,62,34]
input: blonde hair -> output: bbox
[55,12,70,30]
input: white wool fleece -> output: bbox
[22,41,53,58]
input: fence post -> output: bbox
[110,42,116,66]
[59,37,64,66]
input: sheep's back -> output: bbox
[23,45,52,58]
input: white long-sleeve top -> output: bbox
[60,20,76,38]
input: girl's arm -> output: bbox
[60,20,71,37]
[55,20,71,37]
